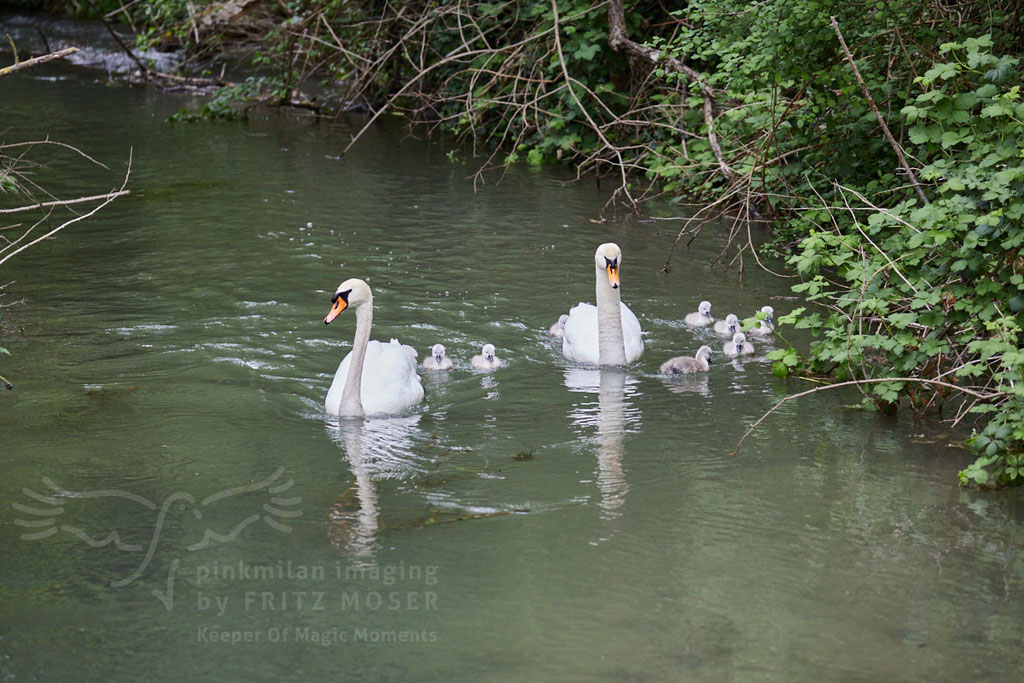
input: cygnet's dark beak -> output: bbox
[435,354,443,363]
[487,354,494,362]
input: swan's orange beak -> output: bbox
[324,298,347,324]
[606,263,620,289]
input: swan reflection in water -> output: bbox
[325,414,423,558]
[659,372,710,396]
[565,368,641,520]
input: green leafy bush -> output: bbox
[776,36,1023,487]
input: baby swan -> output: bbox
[723,332,754,357]
[714,313,740,336]
[685,300,714,327]
[660,345,713,374]
[549,314,569,338]
[422,343,453,371]
[471,343,502,371]
[748,305,775,336]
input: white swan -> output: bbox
[422,343,453,371]
[323,278,424,417]
[660,345,712,374]
[714,313,739,336]
[747,305,775,336]
[549,314,569,338]
[561,243,644,365]
[684,300,714,327]
[471,343,501,371]
[723,332,754,357]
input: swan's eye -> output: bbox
[332,289,351,304]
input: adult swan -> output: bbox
[323,278,424,417]
[561,243,644,365]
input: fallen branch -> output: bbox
[83,0,154,78]
[0,47,79,77]
[606,0,734,180]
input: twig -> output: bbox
[0,150,132,267]
[0,190,130,215]
[731,376,1000,454]
[837,184,919,293]
[1,138,109,170]
[550,0,634,206]
[830,16,928,205]
[338,4,592,156]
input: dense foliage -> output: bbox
[773,35,1023,487]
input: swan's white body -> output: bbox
[422,343,453,371]
[561,243,644,365]
[714,313,739,336]
[748,305,775,336]
[562,302,643,364]
[471,343,502,371]
[323,279,424,417]
[723,332,754,357]
[685,300,714,327]
[660,345,712,374]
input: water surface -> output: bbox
[2,44,1023,681]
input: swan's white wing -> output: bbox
[562,302,644,365]
[360,341,424,415]
[621,302,644,363]
[325,340,424,417]
[562,303,599,364]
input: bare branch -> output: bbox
[831,16,929,205]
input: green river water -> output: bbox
[2,30,1024,681]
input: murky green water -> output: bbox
[3,40,1024,681]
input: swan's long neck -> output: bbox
[595,264,626,365]
[339,298,373,416]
